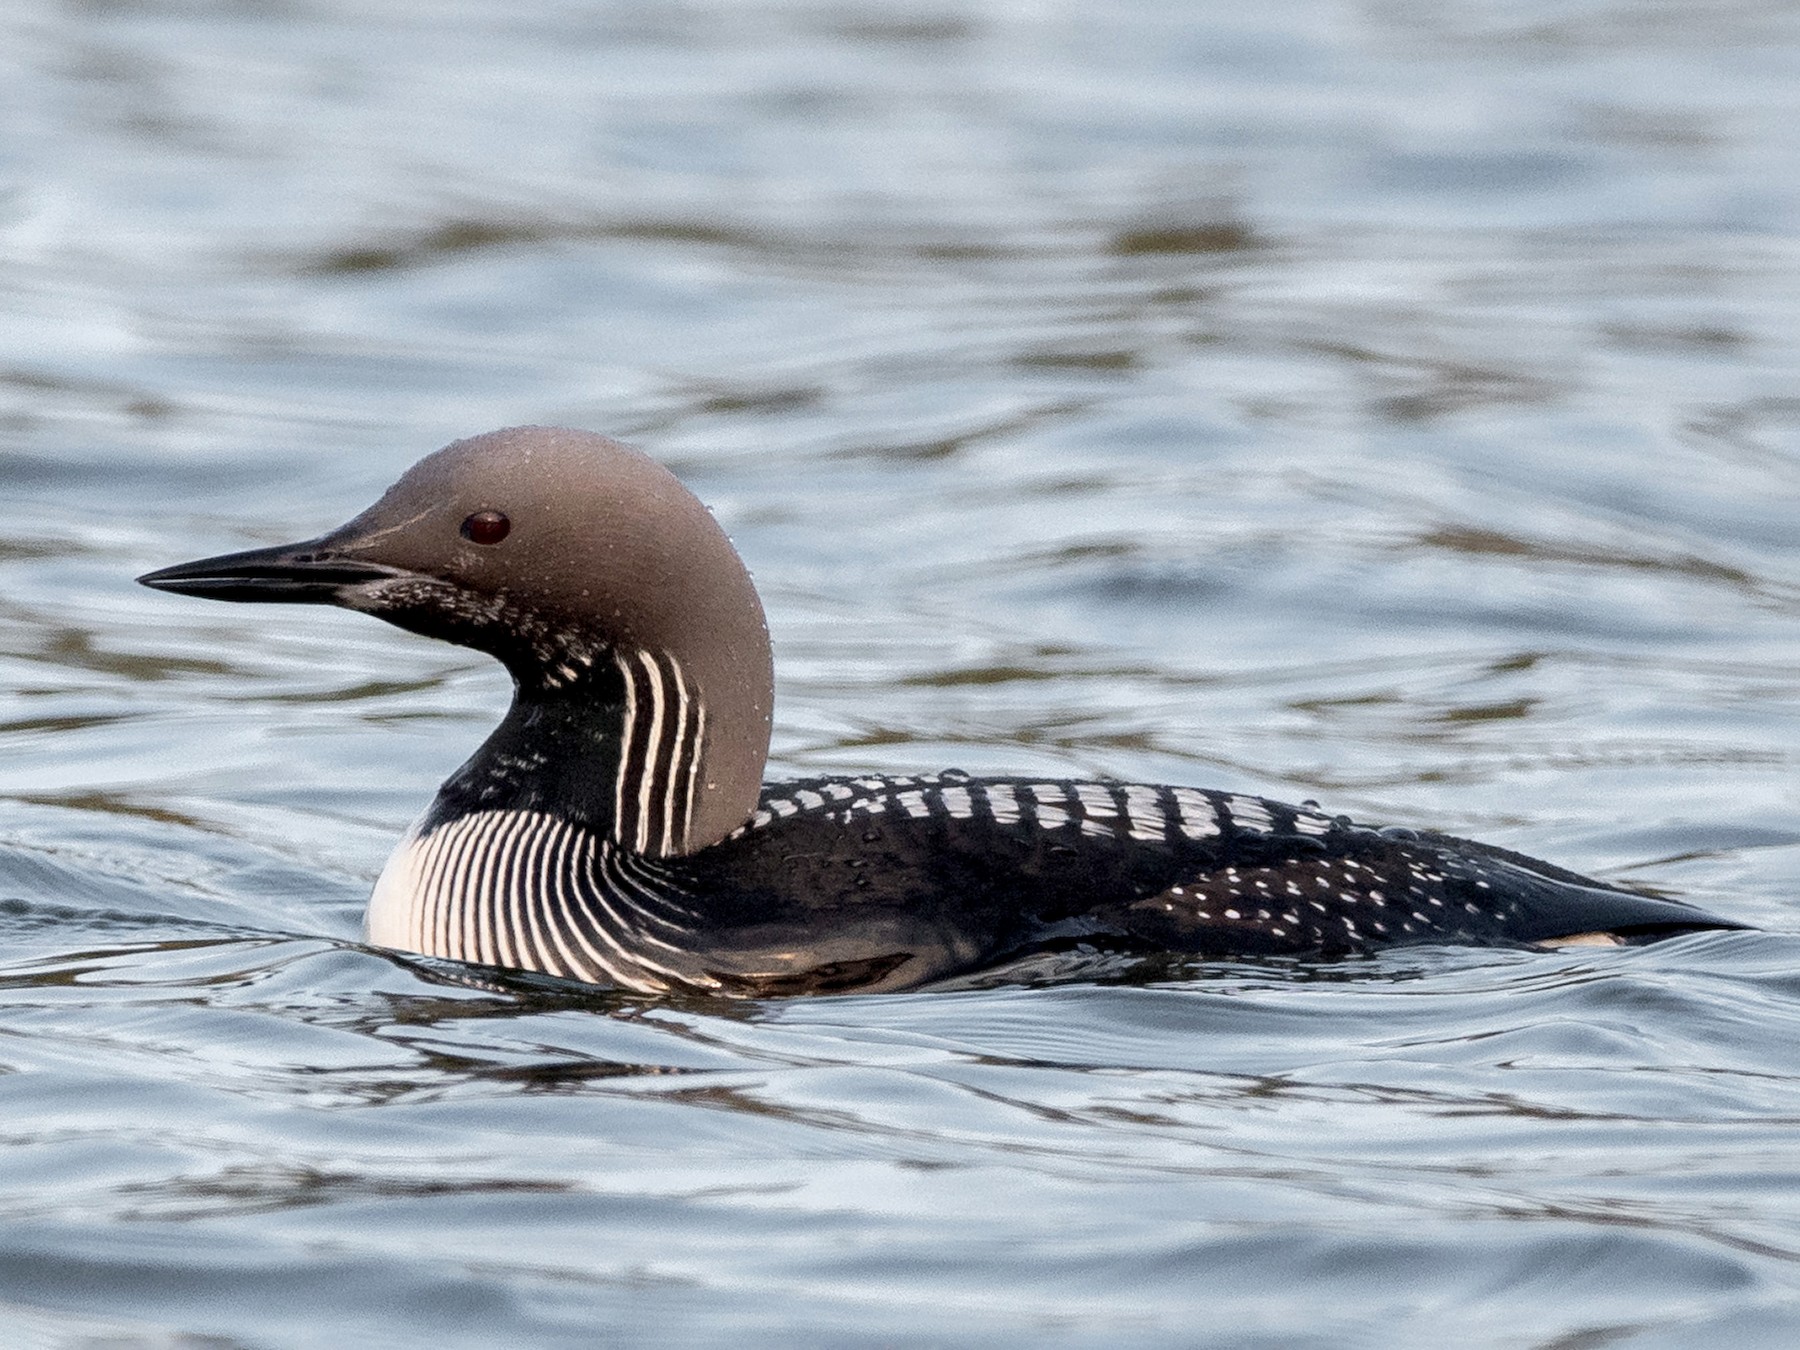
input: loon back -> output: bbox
[139,426,1744,996]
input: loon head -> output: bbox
[139,426,774,852]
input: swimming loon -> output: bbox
[139,426,1741,995]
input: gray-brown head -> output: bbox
[140,427,774,852]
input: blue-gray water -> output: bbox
[5,2,1800,1345]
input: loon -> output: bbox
[139,426,1742,996]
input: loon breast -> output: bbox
[366,810,709,992]
[139,426,1748,997]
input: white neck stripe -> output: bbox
[612,648,707,858]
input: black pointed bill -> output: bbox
[137,539,409,605]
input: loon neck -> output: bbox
[429,643,760,857]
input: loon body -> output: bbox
[140,427,1741,995]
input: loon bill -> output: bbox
[139,426,1744,996]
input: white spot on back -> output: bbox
[1170,788,1221,840]
[987,785,1023,825]
[1228,795,1276,834]
[1122,786,1166,842]
[1075,785,1118,820]
[1027,784,1072,829]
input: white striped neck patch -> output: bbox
[424,642,710,864]
[368,807,711,995]
[611,647,707,858]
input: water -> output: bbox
[5,0,1800,1344]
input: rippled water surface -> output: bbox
[6,1,1800,1345]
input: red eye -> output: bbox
[460,510,510,545]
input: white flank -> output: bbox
[368,821,431,954]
